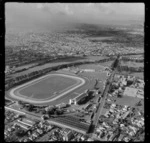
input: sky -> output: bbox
[5,3,145,32]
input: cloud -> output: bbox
[6,2,144,33]
[64,4,74,15]
[36,3,44,9]
[93,3,116,15]
[36,3,74,16]
[35,3,144,20]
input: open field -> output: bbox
[118,71,144,79]
[121,61,144,67]
[18,75,79,99]
[77,63,106,71]
[131,72,144,79]
[123,54,144,59]
[115,96,140,107]
[98,61,113,67]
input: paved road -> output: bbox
[5,106,26,115]
[92,69,116,127]
[88,56,120,140]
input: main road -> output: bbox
[89,55,120,135]
[92,69,116,126]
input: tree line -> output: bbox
[121,57,144,63]
[5,58,114,91]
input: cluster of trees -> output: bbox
[136,100,142,106]
[18,101,65,116]
[46,107,64,116]
[122,57,143,63]
[111,55,120,70]
[78,91,95,105]
[103,102,111,109]
[117,92,123,98]
[96,57,115,63]
[18,101,46,113]
[6,45,53,67]
[15,129,27,138]
[94,79,99,90]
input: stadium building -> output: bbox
[69,93,87,105]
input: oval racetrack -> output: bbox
[9,73,85,104]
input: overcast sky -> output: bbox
[5,3,145,32]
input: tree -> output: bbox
[41,110,46,114]
[35,108,40,113]
[18,100,23,105]
[47,108,54,115]
[55,109,64,115]
[118,93,123,98]
[7,135,18,142]
[15,129,27,137]
[18,114,26,119]
[136,101,142,106]
[26,104,34,112]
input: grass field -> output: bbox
[131,72,144,79]
[19,75,78,99]
[115,96,140,107]
[77,63,106,71]
[98,61,113,67]
[124,54,144,59]
[118,71,144,79]
[121,61,144,67]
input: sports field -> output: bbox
[19,75,78,99]
[9,73,86,104]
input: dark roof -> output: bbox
[75,93,87,102]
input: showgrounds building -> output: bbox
[69,89,95,105]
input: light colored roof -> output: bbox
[123,87,138,97]
[22,118,35,125]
